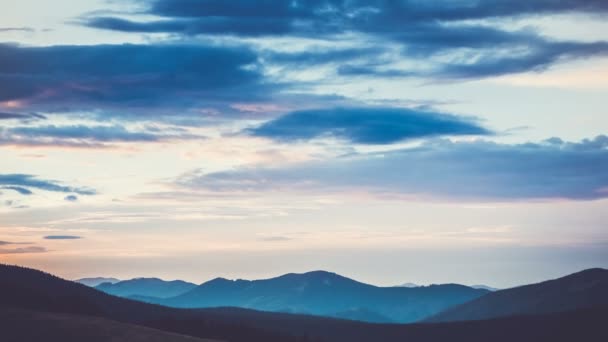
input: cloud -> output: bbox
[260,236,292,242]
[44,235,82,240]
[436,41,608,79]
[82,1,608,79]
[247,107,491,144]
[0,186,33,195]
[84,16,293,37]
[0,112,46,121]
[178,135,608,201]
[0,27,35,33]
[0,124,205,147]
[84,0,608,36]
[0,43,268,115]
[0,241,30,246]
[64,195,78,202]
[0,246,47,254]
[9,125,162,142]
[0,174,96,195]
[337,31,608,79]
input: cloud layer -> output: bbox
[82,0,608,79]
[178,135,608,200]
[85,0,608,37]
[0,43,266,115]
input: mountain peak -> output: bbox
[285,270,342,279]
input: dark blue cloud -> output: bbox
[247,107,491,144]
[0,112,45,121]
[1,186,33,195]
[178,135,608,200]
[0,174,96,195]
[44,235,82,240]
[85,0,608,36]
[64,195,78,202]
[82,1,608,80]
[0,43,267,114]
[85,16,293,37]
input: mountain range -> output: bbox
[104,270,488,323]
[76,277,121,287]
[96,278,197,299]
[1,264,607,342]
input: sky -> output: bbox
[0,0,607,288]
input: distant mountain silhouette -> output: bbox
[0,307,217,342]
[96,278,197,298]
[471,285,499,291]
[76,277,121,287]
[154,270,487,323]
[426,268,608,322]
[396,282,419,288]
[0,264,308,342]
[1,264,607,342]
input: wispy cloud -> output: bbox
[0,240,30,246]
[0,246,47,254]
[0,174,96,195]
[0,124,205,148]
[0,112,45,121]
[259,236,292,242]
[0,27,35,33]
[44,235,82,240]
[178,135,608,201]
[1,186,33,195]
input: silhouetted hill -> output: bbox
[77,277,121,287]
[96,278,197,298]
[158,270,488,323]
[0,307,218,342]
[2,264,607,342]
[192,305,608,342]
[331,307,394,323]
[0,264,309,342]
[426,268,608,322]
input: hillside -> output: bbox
[0,264,306,342]
[426,268,608,322]
[0,307,218,342]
